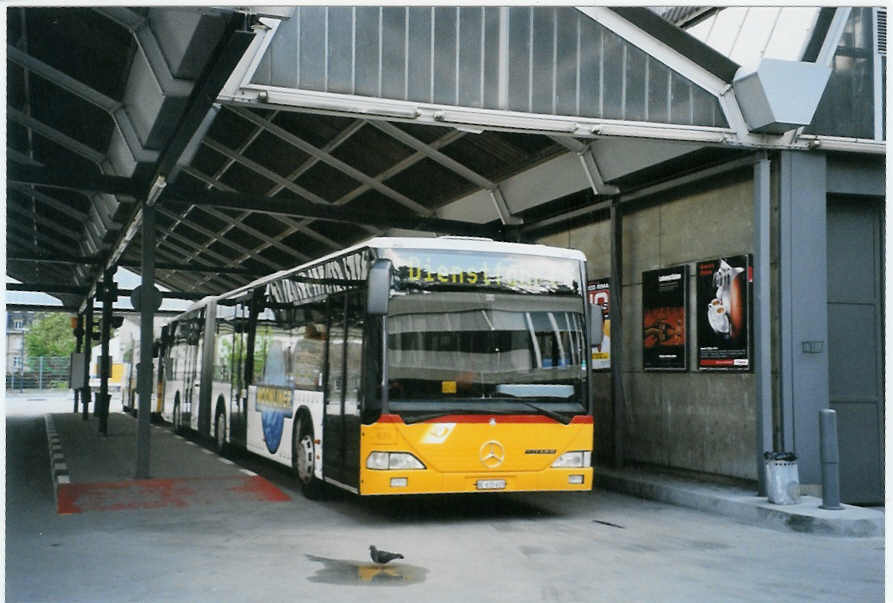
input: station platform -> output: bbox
[44,411,291,515]
[44,409,883,536]
[596,463,884,538]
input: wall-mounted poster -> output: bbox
[587,279,611,370]
[696,255,752,370]
[642,266,687,371]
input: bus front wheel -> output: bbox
[293,416,323,499]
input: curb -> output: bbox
[44,414,71,511]
[597,468,884,538]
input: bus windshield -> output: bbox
[386,291,587,408]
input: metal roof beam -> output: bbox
[154,109,281,251]
[156,206,282,271]
[162,187,497,238]
[7,182,88,221]
[7,282,214,300]
[550,136,621,196]
[337,128,467,207]
[183,163,350,249]
[84,13,255,312]
[177,165,346,291]
[228,106,432,215]
[7,107,106,165]
[7,253,101,266]
[8,164,140,197]
[8,221,78,255]
[144,239,245,290]
[7,202,81,241]
[201,137,330,205]
[182,165,341,251]
[7,147,43,167]
[7,45,119,113]
[369,120,495,190]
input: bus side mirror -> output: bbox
[367,259,393,315]
[589,305,603,346]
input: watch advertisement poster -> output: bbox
[696,255,752,370]
[642,266,687,371]
[587,279,611,370]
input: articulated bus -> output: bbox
[158,237,602,498]
[122,338,166,419]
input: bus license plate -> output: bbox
[476,479,506,490]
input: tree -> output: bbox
[25,313,76,358]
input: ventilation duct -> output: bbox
[732,58,831,134]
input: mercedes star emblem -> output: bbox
[479,440,505,468]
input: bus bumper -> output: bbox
[359,467,593,495]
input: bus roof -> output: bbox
[167,236,587,321]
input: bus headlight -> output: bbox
[551,451,591,468]
[366,451,426,470]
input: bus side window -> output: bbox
[293,303,327,392]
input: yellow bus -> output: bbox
[159,237,601,498]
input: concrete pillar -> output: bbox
[610,198,625,468]
[99,269,115,436]
[753,156,773,495]
[73,315,83,413]
[82,299,93,421]
[778,151,829,487]
[135,204,156,479]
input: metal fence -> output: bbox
[6,356,71,391]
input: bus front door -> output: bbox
[182,313,204,430]
[323,291,363,490]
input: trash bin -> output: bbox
[764,451,800,505]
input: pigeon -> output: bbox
[369,545,404,564]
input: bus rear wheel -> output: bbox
[293,416,323,499]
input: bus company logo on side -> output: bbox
[479,440,505,469]
[256,385,292,454]
[256,385,292,411]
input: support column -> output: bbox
[609,197,625,468]
[98,269,115,435]
[73,314,83,413]
[135,204,156,479]
[81,299,93,420]
[753,155,773,495]
[778,151,829,488]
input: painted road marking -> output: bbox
[239,469,257,477]
[218,458,234,465]
[56,476,290,514]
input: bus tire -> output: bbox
[214,406,227,455]
[293,414,323,500]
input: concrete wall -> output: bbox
[539,168,757,480]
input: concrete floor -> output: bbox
[5,390,885,602]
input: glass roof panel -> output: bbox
[251,6,727,128]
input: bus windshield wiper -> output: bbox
[401,408,517,425]
[517,401,572,425]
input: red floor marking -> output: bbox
[57,475,290,515]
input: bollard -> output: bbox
[819,409,843,510]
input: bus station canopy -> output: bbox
[6,6,883,310]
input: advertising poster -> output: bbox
[642,266,688,370]
[587,279,611,370]
[696,255,752,370]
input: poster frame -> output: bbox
[642,265,688,372]
[587,278,611,371]
[695,254,753,372]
